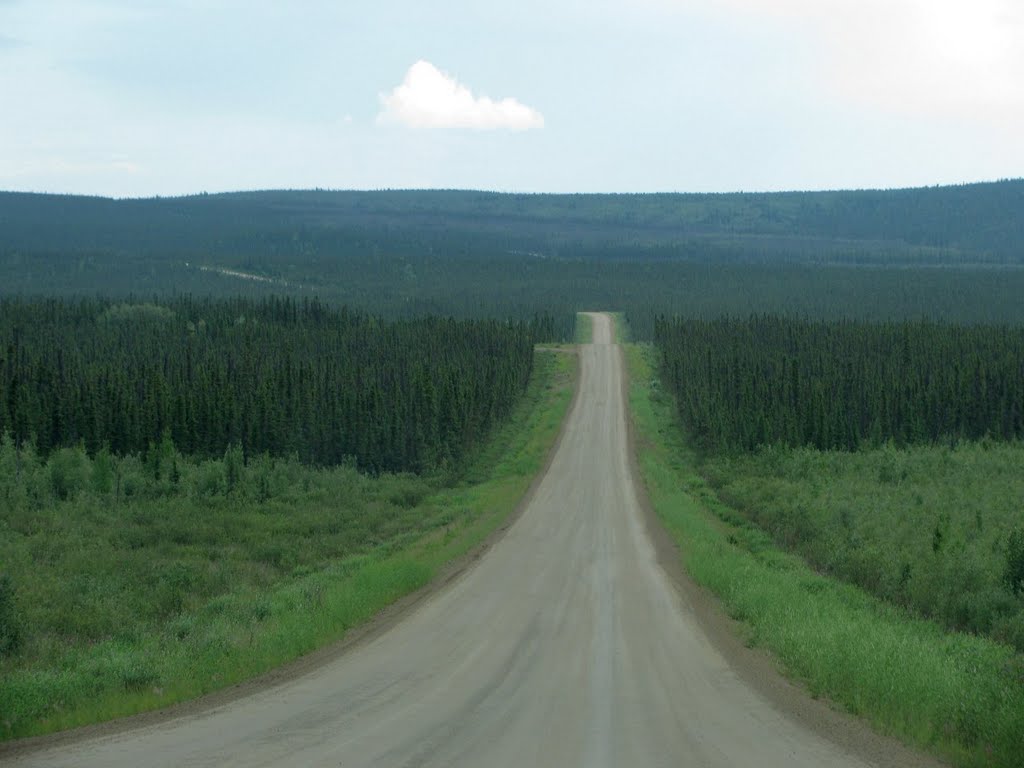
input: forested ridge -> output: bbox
[655,315,1024,453]
[0,297,551,473]
[5,183,1024,343]
[3,180,1024,258]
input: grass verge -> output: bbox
[624,341,1024,768]
[609,311,630,342]
[574,312,593,344]
[703,444,1024,651]
[0,348,576,742]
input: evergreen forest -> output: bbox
[0,297,549,473]
[655,315,1024,453]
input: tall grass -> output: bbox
[625,342,1024,768]
[703,444,1024,651]
[574,312,593,344]
[0,349,576,741]
[610,311,631,342]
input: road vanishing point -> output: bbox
[9,313,938,768]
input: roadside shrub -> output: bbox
[0,431,23,505]
[991,610,1024,653]
[91,446,115,495]
[246,453,275,501]
[192,461,224,498]
[389,477,430,509]
[224,443,244,494]
[153,563,198,618]
[48,445,91,501]
[0,436,47,509]
[1005,527,1024,596]
[0,574,23,657]
[117,455,148,499]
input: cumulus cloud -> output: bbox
[378,60,544,130]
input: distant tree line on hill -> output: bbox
[9,247,1024,344]
[3,181,1024,258]
[5,185,1024,344]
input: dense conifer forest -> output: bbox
[0,297,549,473]
[654,315,1024,453]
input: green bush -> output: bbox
[992,611,1024,651]
[223,443,244,494]
[192,461,224,498]
[1006,528,1024,595]
[91,446,115,495]
[48,445,91,501]
[0,574,23,657]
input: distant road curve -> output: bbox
[8,313,940,767]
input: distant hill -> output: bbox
[3,182,1024,337]
[2,180,1023,263]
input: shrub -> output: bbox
[223,443,244,494]
[192,461,224,498]
[91,446,114,495]
[0,574,23,657]
[48,445,91,501]
[154,563,198,617]
[991,610,1024,653]
[1005,527,1024,595]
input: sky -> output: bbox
[1,0,1022,196]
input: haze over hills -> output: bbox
[3,179,1024,340]
[2,179,1024,261]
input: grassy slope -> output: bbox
[0,348,576,741]
[624,341,1024,768]
[702,444,1024,650]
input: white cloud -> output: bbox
[378,60,544,131]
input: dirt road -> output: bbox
[10,313,930,767]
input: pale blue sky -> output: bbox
[1,0,1022,196]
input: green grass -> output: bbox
[703,444,1024,651]
[609,311,630,342]
[624,341,1024,768]
[574,312,593,344]
[0,348,576,741]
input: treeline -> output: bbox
[656,315,1024,452]
[0,297,550,473]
